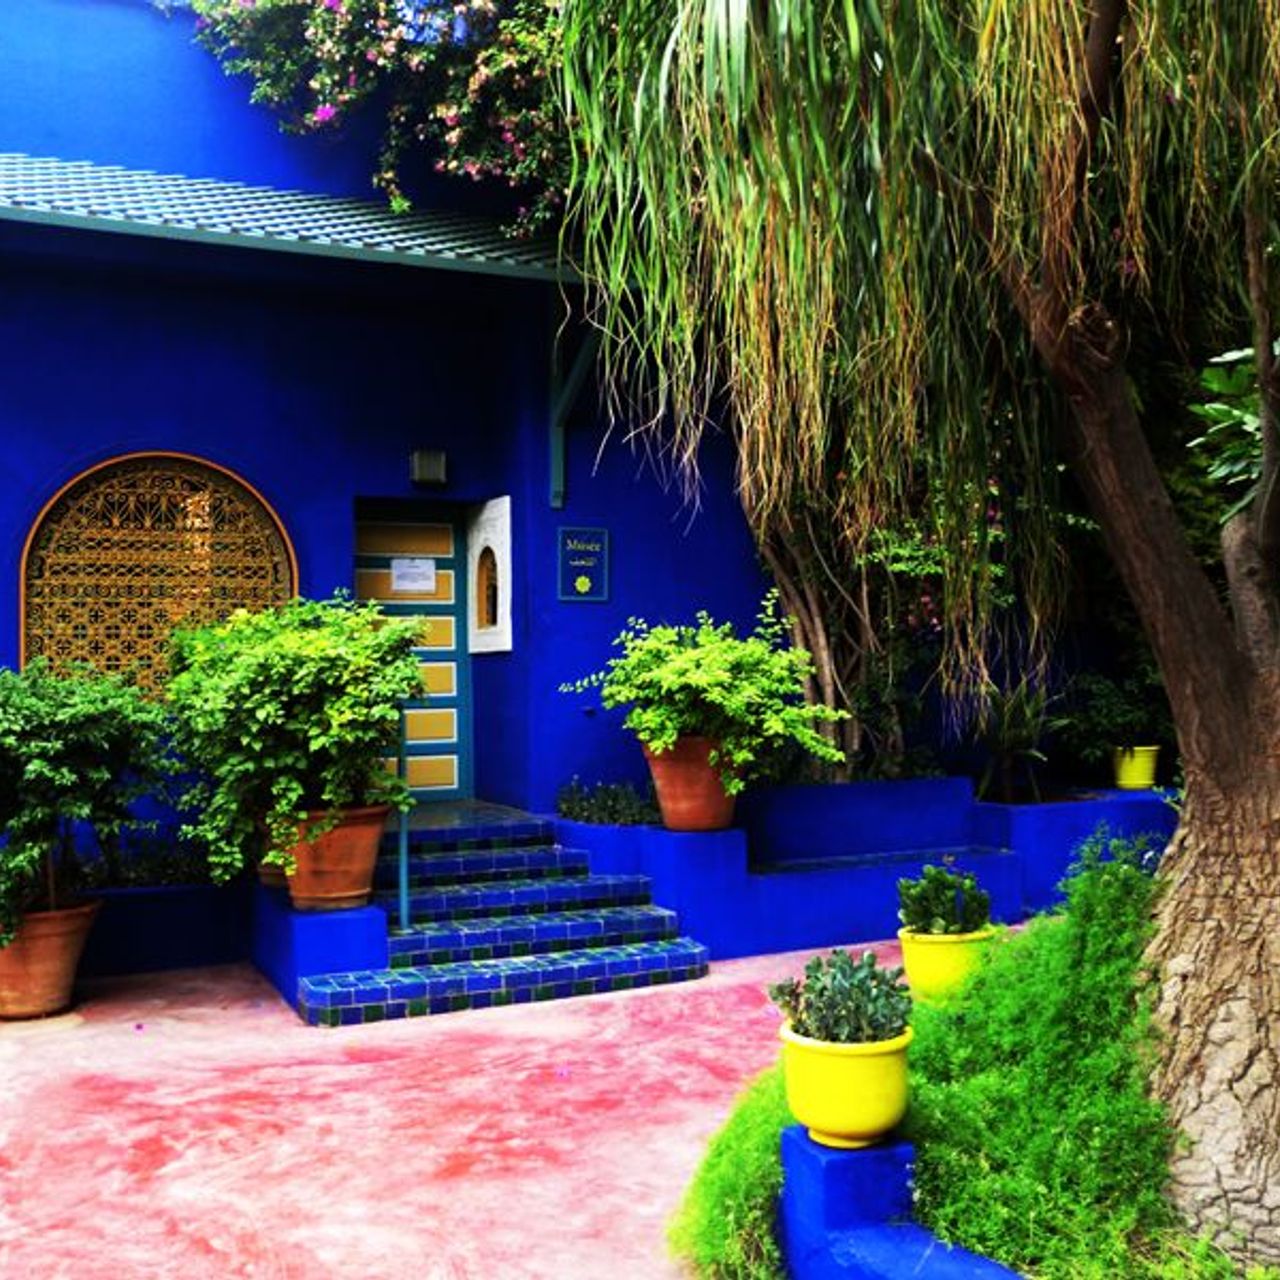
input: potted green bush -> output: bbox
[0,661,169,1017]
[769,949,913,1148]
[561,592,846,830]
[896,863,995,1001]
[1063,670,1171,789]
[973,676,1068,803]
[167,595,423,910]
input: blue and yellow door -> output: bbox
[355,518,472,800]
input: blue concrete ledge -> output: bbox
[250,883,389,1006]
[557,778,1178,961]
[779,1128,1018,1279]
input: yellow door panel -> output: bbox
[356,567,455,604]
[355,523,454,556]
[414,616,456,650]
[419,661,457,696]
[405,708,458,743]
[405,756,458,789]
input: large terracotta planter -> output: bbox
[779,1022,914,1149]
[284,804,392,911]
[642,737,735,831]
[0,900,101,1019]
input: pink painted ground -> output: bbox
[0,940,901,1280]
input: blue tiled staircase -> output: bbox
[296,811,709,1026]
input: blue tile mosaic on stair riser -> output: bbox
[779,1128,1019,1279]
[297,940,709,1026]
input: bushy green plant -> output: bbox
[668,1067,789,1280]
[769,949,911,1044]
[561,593,847,795]
[0,661,170,947]
[555,777,660,825]
[897,863,991,935]
[906,829,1177,1276]
[1063,670,1172,763]
[167,595,423,881]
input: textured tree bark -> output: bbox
[1039,313,1280,1261]
[1147,775,1280,1262]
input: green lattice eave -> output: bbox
[0,153,572,284]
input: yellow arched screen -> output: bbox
[476,545,499,630]
[23,453,296,688]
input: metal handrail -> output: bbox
[397,705,411,932]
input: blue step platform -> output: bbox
[779,1128,1018,1279]
[250,801,710,1025]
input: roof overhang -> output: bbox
[0,152,572,284]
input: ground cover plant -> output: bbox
[671,833,1279,1279]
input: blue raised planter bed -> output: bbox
[558,777,1178,961]
[80,881,251,977]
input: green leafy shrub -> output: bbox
[1062,670,1172,763]
[0,661,170,946]
[769,949,911,1043]
[668,1067,789,1280]
[973,676,1068,802]
[560,592,847,795]
[167,595,423,881]
[555,777,660,825]
[906,829,1178,1276]
[897,864,991,935]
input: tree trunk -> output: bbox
[1042,318,1280,1262]
[1148,766,1280,1262]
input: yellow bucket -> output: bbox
[898,927,995,1003]
[779,1023,913,1149]
[1114,746,1159,790]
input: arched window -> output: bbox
[23,453,295,688]
[476,546,499,630]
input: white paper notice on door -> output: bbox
[390,557,438,595]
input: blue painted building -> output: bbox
[0,0,766,813]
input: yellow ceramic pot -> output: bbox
[778,1022,913,1149]
[898,927,996,1002]
[1113,745,1159,790]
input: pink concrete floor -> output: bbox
[0,939,901,1280]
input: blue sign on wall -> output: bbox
[557,527,609,602]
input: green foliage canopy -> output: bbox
[0,662,170,947]
[560,594,847,794]
[167,595,423,880]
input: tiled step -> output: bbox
[373,844,589,890]
[382,816,554,857]
[371,873,653,923]
[299,937,710,1026]
[387,904,679,968]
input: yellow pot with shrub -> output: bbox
[770,950,913,1149]
[897,864,994,1002]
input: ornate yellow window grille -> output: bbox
[23,454,296,688]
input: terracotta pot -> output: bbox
[257,862,288,889]
[0,900,101,1019]
[642,737,735,831]
[285,804,392,911]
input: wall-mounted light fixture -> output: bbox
[410,449,447,486]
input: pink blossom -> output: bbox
[313,104,338,124]
[322,0,343,10]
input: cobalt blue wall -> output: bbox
[0,0,768,813]
[1,0,381,198]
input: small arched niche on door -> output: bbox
[467,496,512,653]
